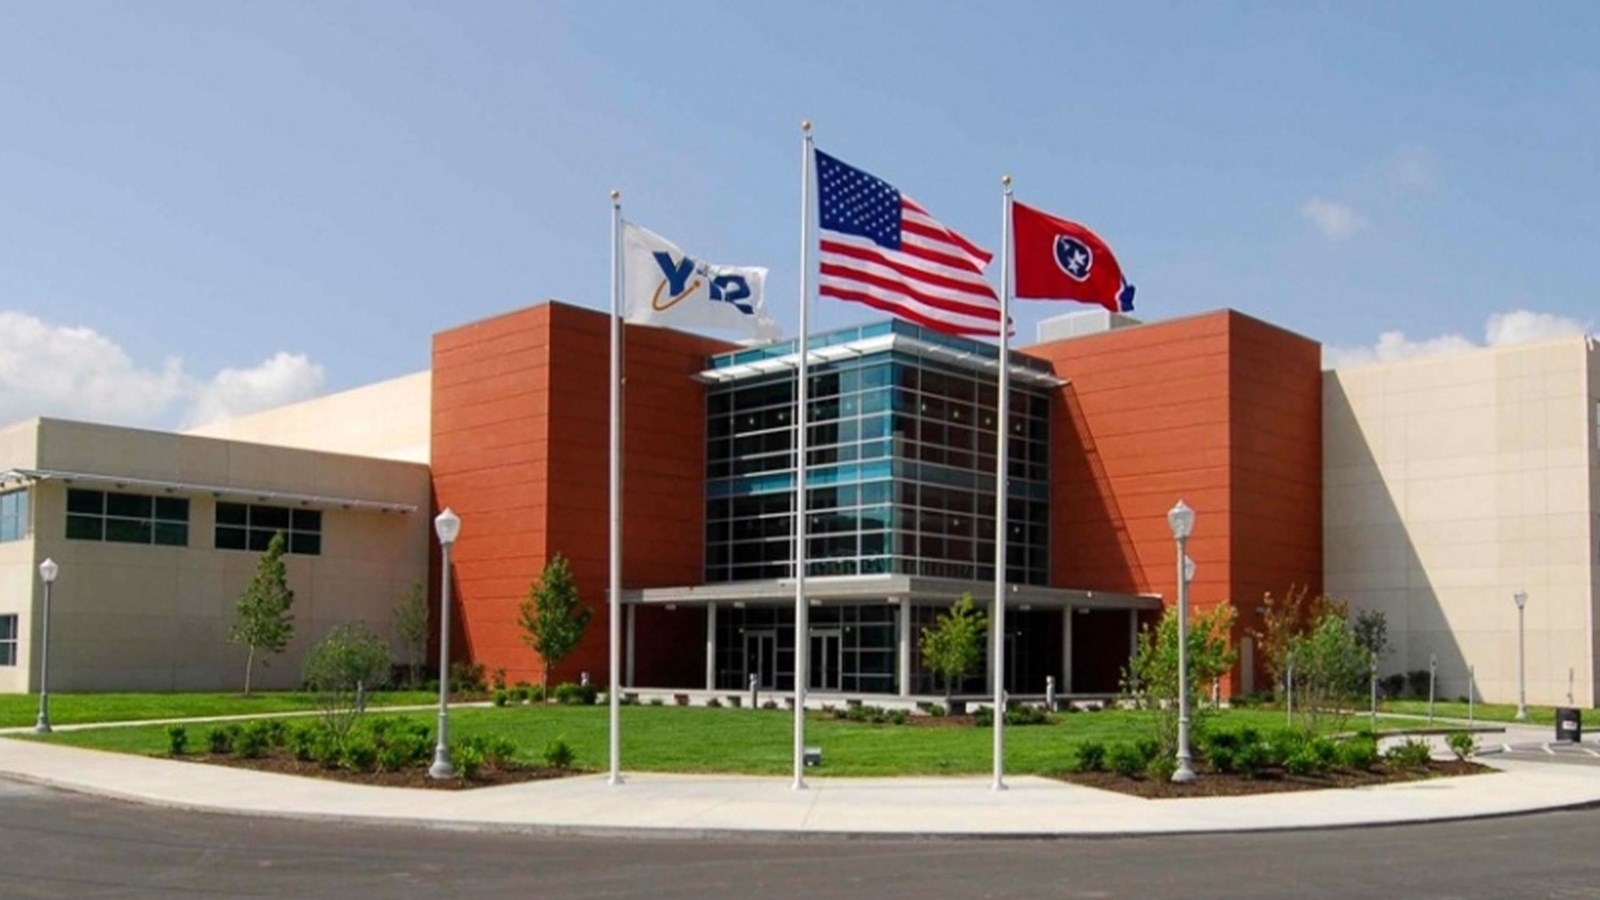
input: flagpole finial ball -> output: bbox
[609,189,620,201]
[801,119,812,132]
[1001,174,1012,187]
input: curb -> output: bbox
[6,763,1597,843]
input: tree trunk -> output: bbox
[542,670,549,704]
[244,645,255,697]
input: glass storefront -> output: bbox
[705,320,1051,585]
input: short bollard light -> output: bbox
[803,746,823,768]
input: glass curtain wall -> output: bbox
[705,322,1050,585]
[712,604,897,693]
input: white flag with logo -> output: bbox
[622,222,778,340]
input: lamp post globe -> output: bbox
[35,558,58,734]
[1167,501,1197,784]
[430,508,461,779]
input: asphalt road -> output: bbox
[4,777,1600,899]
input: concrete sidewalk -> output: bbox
[3,737,1599,839]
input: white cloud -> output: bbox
[1324,309,1592,369]
[0,311,325,429]
[1300,197,1368,242]
[183,352,325,428]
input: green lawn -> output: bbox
[36,705,1303,777]
[1379,700,1566,726]
[0,691,438,729]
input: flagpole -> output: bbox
[992,175,1013,792]
[608,188,624,786]
[793,120,814,791]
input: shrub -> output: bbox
[761,700,778,710]
[1307,736,1339,769]
[450,662,488,694]
[485,736,518,768]
[554,682,597,706]
[1379,673,1406,699]
[455,745,485,779]
[492,667,508,692]
[1005,705,1050,726]
[887,709,909,726]
[1405,669,1431,700]
[1267,728,1308,766]
[166,724,189,756]
[1447,731,1477,761]
[542,736,575,769]
[511,684,532,703]
[206,726,235,755]
[493,690,509,708]
[1145,754,1178,781]
[922,702,947,718]
[706,697,723,709]
[376,740,417,773]
[288,722,318,761]
[1074,741,1108,773]
[341,734,379,772]
[263,719,289,748]
[1107,742,1145,778]
[312,730,342,768]
[649,697,665,707]
[1337,735,1379,770]
[1134,737,1161,766]
[1207,745,1238,774]
[237,722,271,759]
[1237,741,1272,778]
[1283,748,1319,776]
[973,707,994,728]
[1385,737,1433,768]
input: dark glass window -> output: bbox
[66,488,189,547]
[215,502,322,556]
[0,614,15,666]
[0,490,28,543]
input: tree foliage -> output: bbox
[391,581,429,688]
[1250,585,1347,698]
[1286,611,1370,734]
[1351,608,1390,662]
[517,553,591,699]
[227,532,295,696]
[302,622,392,748]
[918,594,988,701]
[1122,601,1238,756]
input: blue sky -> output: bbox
[1,2,1596,426]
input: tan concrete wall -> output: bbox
[0,420,39,693]
[1325,336,1596,707]
[1589,342,1600,704]
[185,371,431,464]
[8,419,431,692]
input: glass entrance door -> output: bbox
[809,629,842,692]
[745,630,778,691]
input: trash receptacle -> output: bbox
[1556,707,1582,743]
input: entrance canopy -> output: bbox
[623,575,1160,612]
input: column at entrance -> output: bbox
[896,601,910,697]
[1061,607,1073,694]
[705,603,718,692]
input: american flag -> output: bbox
[815,150,1002,337]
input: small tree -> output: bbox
[1250,585,1347,699]
[517,554,591,701]
[392,581,429,688]
[302,622,392,748]
[919,594,988,704]
[228,532,295,696]
[1351,608,1390,662]
[1122,601,1238,756]
[1285,610,1369,733]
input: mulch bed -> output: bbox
[1049,760,1494,799]
[174,752,581,790]
[901,714,979,729]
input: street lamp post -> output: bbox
[34,558,58,735]
[1168,500,1196,784]
[430,508,461,779]
[1514,590,1528,721]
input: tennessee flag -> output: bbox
[1012,201,1135,313]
